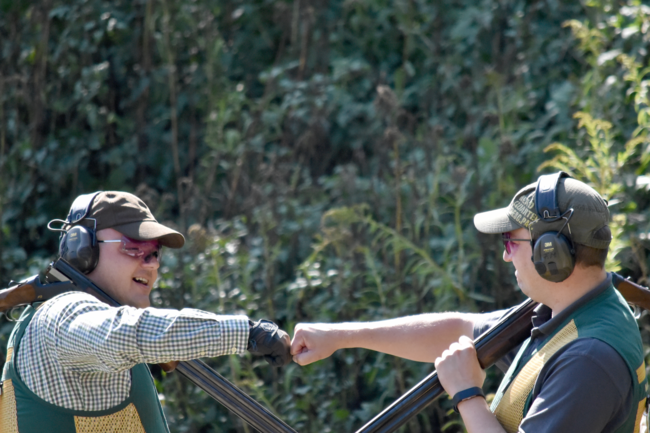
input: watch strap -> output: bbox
[452,386,485,413]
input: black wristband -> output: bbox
[452,387,485,413]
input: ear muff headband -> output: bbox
[531,172,575,283]
[48,192,102,274]
[535,172,568,220]
[66,192,102,224]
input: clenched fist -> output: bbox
[291,323,342,366]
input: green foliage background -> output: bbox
[1,0,649,431]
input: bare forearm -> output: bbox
[292,312,477,365]
[458,397,506,433]
[339,313,476,361]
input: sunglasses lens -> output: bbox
[502,233,511,254]
[120,237,162,263]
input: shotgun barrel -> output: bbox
[355,298,538,433]
[356,273,650,433]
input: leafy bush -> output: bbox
[1,0,649,432]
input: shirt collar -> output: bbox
[530,273,613,338]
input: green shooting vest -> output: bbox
[490,284,648,433]
[0,303,170,433]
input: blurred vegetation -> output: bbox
[1,0,649,432]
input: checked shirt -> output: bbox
[16,291,249,411]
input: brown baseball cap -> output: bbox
[69,191,185,248]
[473,176,611,249]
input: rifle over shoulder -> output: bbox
[0,273,75,313]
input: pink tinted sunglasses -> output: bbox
[98,235,162,264]
[501,232,532,254]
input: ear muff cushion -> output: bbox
[60,226,99,274]
[532,231,575,283]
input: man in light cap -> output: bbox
[1,191,291,432]
[291,172,646,432]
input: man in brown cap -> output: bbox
[1,191,291,432]
[291,172,646,433]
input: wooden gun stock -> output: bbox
[612,273,650,311]
[0,277,38,313]
[0,275,77,314]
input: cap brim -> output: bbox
[473,207,522,234]
[112,221,185,248]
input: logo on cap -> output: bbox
[508,193,537,229]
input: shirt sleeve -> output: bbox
[29,292,250,373]
[518,338,633,433]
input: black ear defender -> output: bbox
[47,192,103,274]
[531,172,576,283]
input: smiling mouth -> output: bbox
[133,277,149,286]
